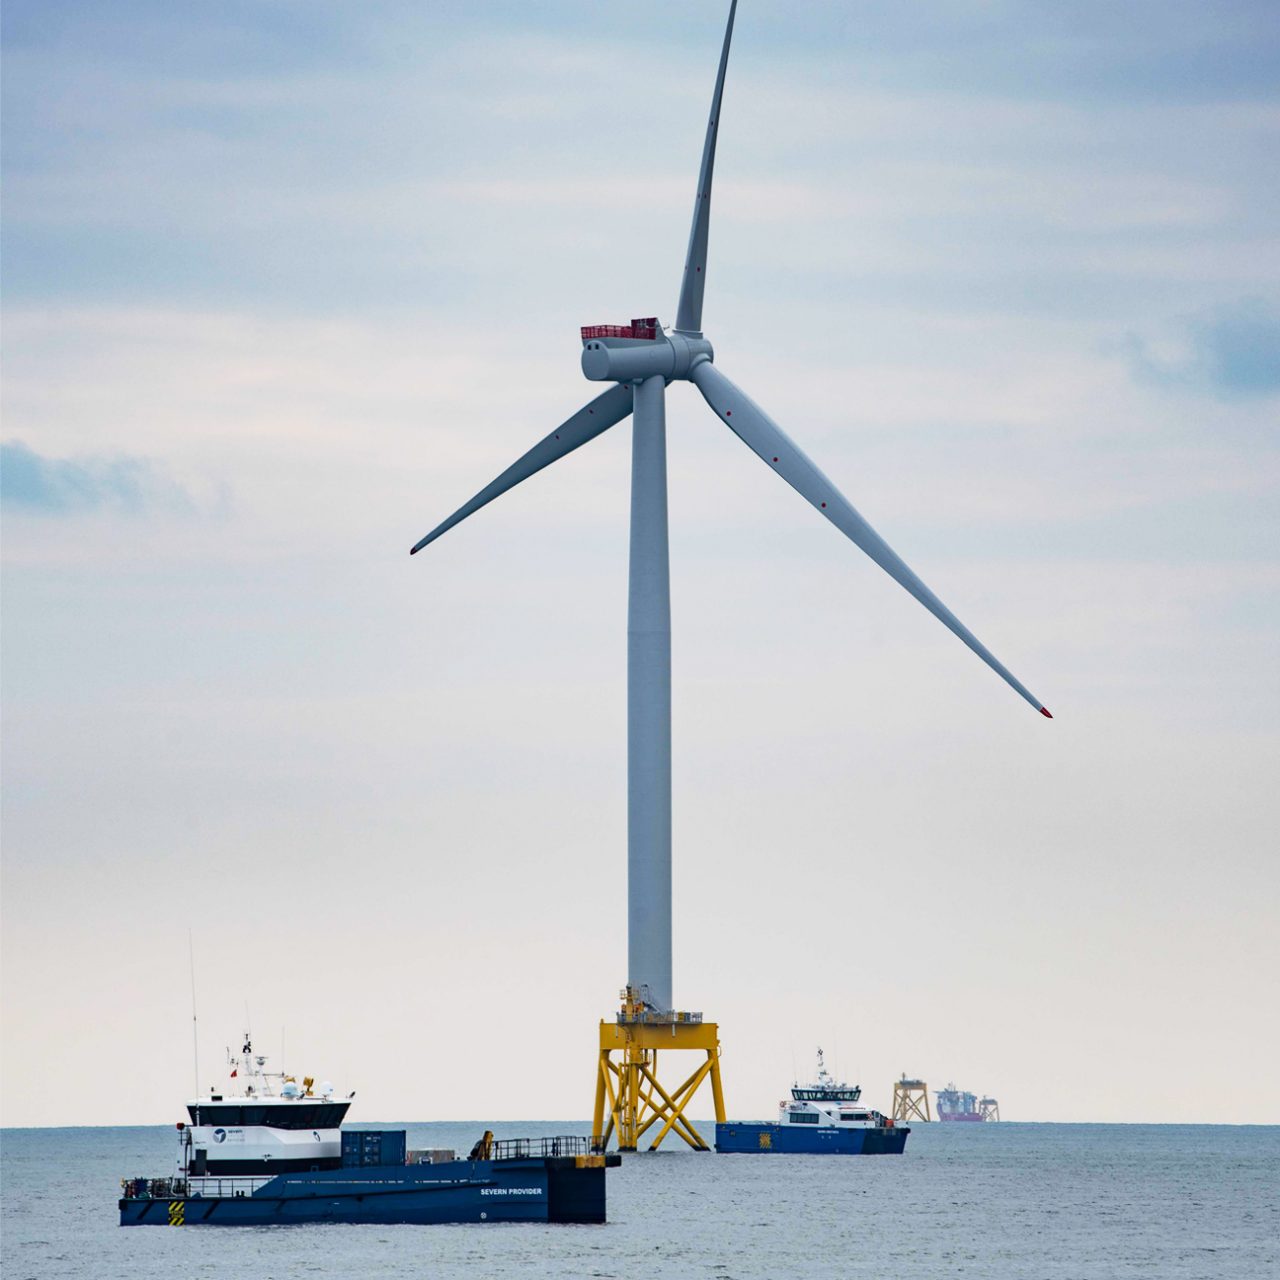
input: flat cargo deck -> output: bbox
[121,1142,620,1226]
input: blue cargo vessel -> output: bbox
[120,1035,618,1225]
[716,1049,909,1155]
[120,1135,614,1226]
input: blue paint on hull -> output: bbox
[715,1122,909,1154]
[120,1156,612,1226]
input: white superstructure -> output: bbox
[182,1034,351,1176]
[779,1049,890,1130]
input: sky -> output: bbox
[2,0,1278,1128]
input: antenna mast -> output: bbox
[188,931,200,1103]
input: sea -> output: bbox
[2,1121,1277,1278]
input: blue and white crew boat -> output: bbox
[716,1049,909,1155]
[120,1034,619,1225]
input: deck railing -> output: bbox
[120,1175,277,1200]
[120,1177,187,1200]
[122,1136,602,1199]
[581,319,660,341]
[185,1176,277,1199]
[488,1135,598,1161]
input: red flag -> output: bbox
[230,1069,238,1078]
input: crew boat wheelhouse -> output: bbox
[781,1048,881,1129]
[183,1035,351,1176]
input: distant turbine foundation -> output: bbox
[893,1076,932,1124]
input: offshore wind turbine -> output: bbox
[411,1,1049,1151]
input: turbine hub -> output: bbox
[580,320,713,384]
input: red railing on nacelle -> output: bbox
[581,317,659,341]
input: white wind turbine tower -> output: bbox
[411,0,1050,1152]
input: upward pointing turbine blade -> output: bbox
[673,0,739,337]
[410,383,634,554]
[690,361,1051,716]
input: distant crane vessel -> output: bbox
[936,1083,1001,1122]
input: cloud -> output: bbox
[1120,297,1280,399]
[1193,297,1280,396]
[1,439,196,515]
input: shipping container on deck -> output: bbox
[342,1130,407,1168]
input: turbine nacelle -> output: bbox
[581,321,713,384]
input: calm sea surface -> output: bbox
[2,1121,1276,1278]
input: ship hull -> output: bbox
[938,1114,985,1122]
[714,1123,908,1154]
[119,1155,615,1226]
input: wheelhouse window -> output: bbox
[789,1110,819,1124]
[186,1103,349,1129]
[840,1112,870,1122]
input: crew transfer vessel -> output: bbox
[716,1049,909,1154]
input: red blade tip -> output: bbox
[1040,706,1053,718]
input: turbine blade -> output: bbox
[673,0,739,337]
[410,383,633,554]
[690,361,1051,716]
